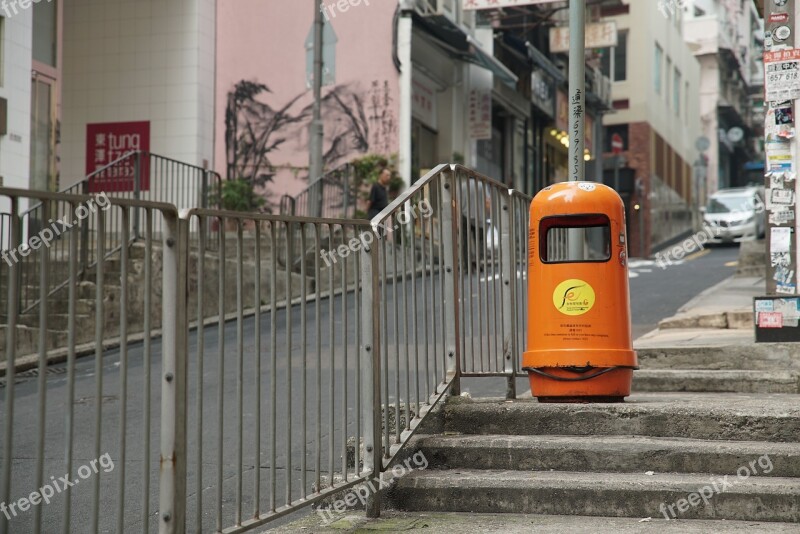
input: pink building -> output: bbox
[215,0,400,211]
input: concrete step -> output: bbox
[633,370,800,394]
[46,298,95,315]
[636,344,800,371]
[273,510,800,533]
[443,394,800,442]
[16,313,93,331]
[658,311,752,330]
[389,469,800,522]
[416,434,800,478]
[0,325,69,360]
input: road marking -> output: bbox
[725,261,738,267]
[684,249,710,262]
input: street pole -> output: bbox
[568,0,586,260]
[309,0,324,216]
[568,0,585,183]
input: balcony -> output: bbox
[586,66,613,111]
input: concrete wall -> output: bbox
[60,0,216,189]
[215,0,400,211]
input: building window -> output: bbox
[604,124,629,152]
[654,44,663,94]
[674,68,681,115]
[32,0,57,67]
[665,57,672,105]
[685,81,689,125]
[601,31,628,82]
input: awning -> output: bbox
[465,35,518,87]
[413,13,518,88]
[526,42,565,83]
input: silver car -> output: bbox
[702,187,766,243]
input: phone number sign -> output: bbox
[765,49,800,102]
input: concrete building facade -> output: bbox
[601,0,703,256]
[684,0,765,194]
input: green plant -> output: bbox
[213,178,266,212]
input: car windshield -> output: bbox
[706,194,752,214]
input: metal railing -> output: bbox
[12,151,220,315]
[0,164,534,533]
[1,187,179,534]
[279,163,356,218]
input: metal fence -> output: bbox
[279,164,357,219]
[7,151,220,315]
[0,164,533,533]
[1,188,178,534]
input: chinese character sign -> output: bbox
[469,66,492,140]
[86,121,150,193]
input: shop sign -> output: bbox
[412,73,438,130]
[531,68,554,118]
[549,22,618,53]
[86,121,150,193]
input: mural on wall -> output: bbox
[225,78,397,211]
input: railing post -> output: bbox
[158,211,189,534]
[80,181,90,273]
[361,231,382,518]
[499,191,518,399]
[133,152,142,239]
[1,198,19,534]
[202,170,210,209]
[440,167,461,396]
[343,166,351,219]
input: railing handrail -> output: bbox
[279,162,355,217]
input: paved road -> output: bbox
[627,244,741,339]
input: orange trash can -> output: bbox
[522,182,637,402]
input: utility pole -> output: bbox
[309,0,324,216]
[568,0,586,260]
[568,0,585,183]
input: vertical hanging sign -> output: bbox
[468,66,492,140]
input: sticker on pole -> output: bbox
[765,49,800,102]
[553,279,596,316]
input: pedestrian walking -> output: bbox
[367,167,392,219]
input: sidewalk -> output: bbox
[633,275,763,349]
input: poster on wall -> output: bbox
[764,49,800,102]
[764,0,795,50]
[86,121,150,193]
